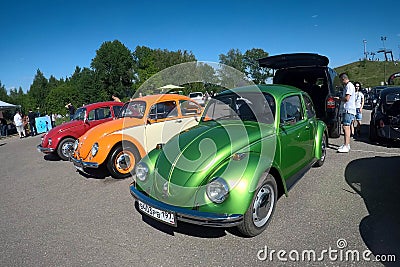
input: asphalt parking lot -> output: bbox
[1,109,399,266]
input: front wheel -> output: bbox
[106,144,140,179]
[236,173,278,237]
[57,137,75,161]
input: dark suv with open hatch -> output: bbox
[258,53,342,138]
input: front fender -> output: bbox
[85,133,146,165]
[194,151,274,215]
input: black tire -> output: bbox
[369,121,377,142]
[106,144,140,179]
[314,132,327,167]
[236,173,278,237]
[57,137,75,161]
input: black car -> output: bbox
[368,86,388,108]
[369,87,400,142]
[258,53,342,138]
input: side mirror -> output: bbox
[84,118,89,124]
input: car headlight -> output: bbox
[48,138,52,146]
[91,142,99,157]
[206,177,229,204]
[135,162,149,181]
[73,139,79,151]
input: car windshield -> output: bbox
[119,101,146,118]
[189,92,202,98]
[201,92,275,124]
[72,107,86,121]
[386,93,400,105]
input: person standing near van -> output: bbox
[336,73,356,153]
[353,82,364,136]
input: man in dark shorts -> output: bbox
[27,110,37,136]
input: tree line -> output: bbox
[0,40,270,116]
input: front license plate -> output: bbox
[138,200,176,226]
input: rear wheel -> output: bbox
[106,144,140,179]
[314,132,327,167]
[57,137,75,161]
[237,173,277,237]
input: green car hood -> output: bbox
[150,120,275,205]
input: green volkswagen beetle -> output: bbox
[130,84,327,237]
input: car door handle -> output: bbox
[176,119,182,123]
[305,125,310,130]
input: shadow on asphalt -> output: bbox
[43,153,62,161]
[75,165,111,179]
[345,156,400,266]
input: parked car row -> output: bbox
[37,83,327,237]
[37,53,333,237]
[369,86,400,143]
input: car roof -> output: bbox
[258,53,329,69]
[131,94,193,105]
[83,101,124,109]
[218,84,302,99]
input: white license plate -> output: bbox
[138,200,176,226]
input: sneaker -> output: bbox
[338,144,350,153]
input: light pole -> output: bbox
[363,39,368,59]
[381,36,387,84]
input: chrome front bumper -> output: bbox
[69,155,99,169]
[37,144,55,153]
[129,183,243,227]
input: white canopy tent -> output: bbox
[0,100,20,111]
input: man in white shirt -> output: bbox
[13,111,25,138]
[336,73,356,153]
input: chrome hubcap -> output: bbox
[321,136,327,162]
[116,153,131,170]
[252,184,275,227]
[62,142,73,157]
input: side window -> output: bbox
[95,107,111,120]
[113,106,122,117]
[303,94,316,118]
[88,110,95,121]
[149,101,178,120]
[280,95,303,124]
[179,100,202,116]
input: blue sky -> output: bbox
[1,0,399,93]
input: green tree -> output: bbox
[0,81,10,103]
[28,69,49,111]
[132,46,196,93]
[243,48,271,84]
[91,40,134,99]
[219,49,245,73]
